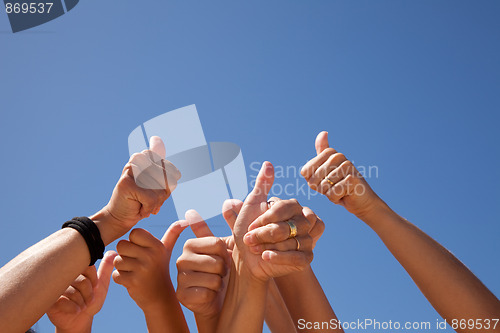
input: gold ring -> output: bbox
[287,221,297,238]
[324,177,335,186]
[294,237,300,251]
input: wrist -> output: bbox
[55,320,92,333]
[90,208,124,246]
[232,247,270,286]
[357,199,400,231]
[139,285,177,315]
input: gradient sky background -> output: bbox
[1,1,499,332]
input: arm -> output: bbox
[302,131,500,332]
[246,199,341,333]
[112,223,189,333]
[222,200,297,333]
[177,205,298,333]
[265,280,297,333]
[217,162,314,333]
[47,251,117,333]
[0,136,179,332]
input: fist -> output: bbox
[301,131,382,219]
[176,237,231,318]
[102,136,181,243]
[112,222,186,312]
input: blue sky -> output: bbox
[1,1,499,332]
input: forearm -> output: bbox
[265,279,297,333]
[363,204,500,330]
[0,228,90,332]
[274,266,342,333]
[143,287,189,333]
[216,263,268,333]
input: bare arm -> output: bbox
[0,137,179,332]
[217,162,314,333]
[302,131,500,332]
[265,279,297,333]
[364,202,500,331]
[274,267,340,333]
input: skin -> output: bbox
[177,207,296,333]
[177,197,334,333]
[265,198,342,333]
[0,136,180,332]
[216,161,314,333]
[47,251,118,333]
[301,131,500,333]
[113,222,190,333]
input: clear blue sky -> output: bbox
[1,1,499,332]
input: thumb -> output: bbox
[149,136,166,159]
[161,220,189,250]
[222,199,243,231]
[245,161,274,205]
[97,251,118,292]
[315,131,329,155]
[185,209,214,238]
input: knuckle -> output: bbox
[335,152,346,160]
[183,239,196,251]
[323,147,336,156]
[176,256,186,268]
[272,200,287,212]
[197,288,212,303]
[213,237,226,252]
[116,240,129,254]
[129,228,144,240]
[213,257,226,275]
[208,274,223,290]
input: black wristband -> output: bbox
[62,216,105,266]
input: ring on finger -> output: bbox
[287,221,298,238]
[294,237,300,251]
[324,177,335,186]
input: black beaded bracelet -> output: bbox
[62,216,105,266]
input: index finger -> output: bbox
[300,147,337,180]
[248,199,303,231]
[161,220,189,250]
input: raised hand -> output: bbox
[112,222,186,311]
[47,251,117,333]
[249,197,326,250]
[176,209,234,333]
[94,136,181,245]
[232,162,313,283]
[301,131,382,219]
[112,222,189,332]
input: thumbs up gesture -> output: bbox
[301,131,382,219]
[175,209,235,323]
[231,162,314,282]
[47,251,118,333]
[94,136,181,245]
[112,222,187,313]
